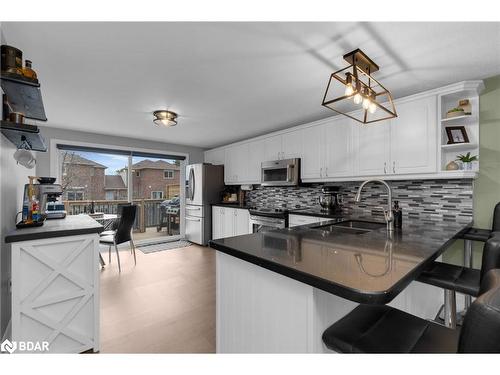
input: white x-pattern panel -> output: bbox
[11,234,99,353]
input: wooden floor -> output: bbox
[99,244,215,353]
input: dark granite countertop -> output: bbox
[209,214,472,304]
[212,203,252,210]
[5,215,104,243]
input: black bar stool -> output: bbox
[416,232,500,328]
[322,269,500,353]
[460,202,500,310]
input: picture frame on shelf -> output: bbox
[446,126,469,144]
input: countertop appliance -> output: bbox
[261,158,300,187]
[319,185,343,213]
[249,207,289,233]
[23,178,66,220]
[185,163,224,245]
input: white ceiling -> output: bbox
[2,22,500,148]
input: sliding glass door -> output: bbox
[56,144,186,245]
[130,155,182,243]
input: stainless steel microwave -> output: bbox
[261,158,300,186]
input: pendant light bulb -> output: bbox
[344,84,354,97]
[353,93,363,105]
[368,101,377,114]
[362,96,371,110]
[344,73,354,97]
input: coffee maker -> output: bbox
[318,185,342,213]
[23,177,66,220]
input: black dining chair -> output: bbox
[99,204,138,272]
[417,231,500,328]
[100,203,131,237]
[322,268,500,353]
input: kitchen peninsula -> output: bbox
[5,215,103,353]
[209,215,472,353]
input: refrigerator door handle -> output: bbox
[189,167,195,201]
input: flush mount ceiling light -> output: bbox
[153,110,178,127]
[322,49,397,124]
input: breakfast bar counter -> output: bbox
[209,215,472,353]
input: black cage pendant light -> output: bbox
[322,49,397,124]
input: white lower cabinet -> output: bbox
[10,234,100,353]
[212,207,250,240]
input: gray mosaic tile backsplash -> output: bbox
[246,179,473,222]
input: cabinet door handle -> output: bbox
[320,167,323,178]
[393,161,396,174]
[384,162,387,174]
[325,167,328,177]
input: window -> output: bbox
[135,170,141,177]
[105,191,114,200]
[164,169,174,179]
[151,191,164,199]
[67,191,84,201]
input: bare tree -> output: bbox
[60,151,78,192]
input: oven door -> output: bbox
[261,158,299,186]
[249,215,286,233]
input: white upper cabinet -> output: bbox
[247,139,266,183]
[204,148,225,165]
[206,82,474,183]
[390,96,437,174]
[301,125,324,179]
[354,120,391,176]
[282,131,302,159]
[225,143,248,184]
[262,130,302,161]
[263,135,283,161]
[324,117,355,178]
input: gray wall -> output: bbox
[36,126,206,177]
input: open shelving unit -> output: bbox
[0,71,48,152]
[438,81,484,175]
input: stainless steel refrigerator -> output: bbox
[185,163,224,245]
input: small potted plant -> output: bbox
[456,152,478,170]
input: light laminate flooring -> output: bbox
[99,244,215,353]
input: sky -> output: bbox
[69,151,177,175]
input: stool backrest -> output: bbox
[458,269,500,353]
[493,202,500,232]
[114,204,137,245]
[480,233,500,282]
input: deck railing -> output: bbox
[63,199,178,232]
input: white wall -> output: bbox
[0,23,34,335]
[0,136,33,338]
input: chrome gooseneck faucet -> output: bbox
[355,179,394,232]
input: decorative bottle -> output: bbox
[393,200,402,228]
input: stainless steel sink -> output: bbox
[332,220,386,230]
[311,220,386,235]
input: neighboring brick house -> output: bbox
[61,153,107,200]
[130,160,180,200]
[62,154,179,201]
[104,175,128,200]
